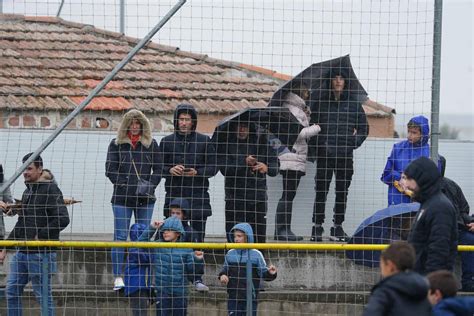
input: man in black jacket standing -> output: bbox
[403,156,458,275]
[158,104,218,242]
[309,69,368,241]
[0,153,70,315]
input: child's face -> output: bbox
[379,258,398,278]
[407,126,422,144]
[162,230,180,242]
[233,230,247,243]
[170,207,184,220]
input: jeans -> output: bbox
[155,292,187,316]
[459,229,474,289]
[227,297,257,316]
[6,251,57,316]
[112,203,155,276]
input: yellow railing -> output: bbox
[0,240,472,252]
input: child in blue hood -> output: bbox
[218,223,277,316]
[124,223,155,316]
[139,216,204,316]
[381,115,436,205]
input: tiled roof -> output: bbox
[0,14,394,117]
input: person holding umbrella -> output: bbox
[215,118,279,244]
[274,80,321,241]
[309,67,369,242]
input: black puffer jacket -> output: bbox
[158,104,218,219]
[440,177,472,230]
[7,171,70,252]
[363,271,431,316]
[106,109,161,207]
[406,157,458,274]
[309,88,368,157]
[217,126,278,203]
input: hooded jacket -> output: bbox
[217,125,279,202]
[381,115,432,205]
[158,104,218,219]
[432,296,474,316]
[362,271,431,316]
[124,223,154,297]
[168,198,200,243]
[138,217,203,296]
[106,109,161,207]
[406,157,458,274]
[278,93,321,173]
[309,71,369,158]
[7,170,70,251]
[219,223,277,299]
[440,177,473,230]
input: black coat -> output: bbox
[309,91,368,157]
[217,131,278,203]
[363,271,431,316]
[405,157,458,274]
[7,175,70,251]
[106,139,161,207]
[440,177,472,230]
[158,104,218,219]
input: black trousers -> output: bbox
[189,219,207,243]
[275,170,304,229]
[225,200,267,243]
[313,156,354,225]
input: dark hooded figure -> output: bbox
[158,104,218,242]
[217,121,279,243]
[403,157,458,274]
[309,68,369,242]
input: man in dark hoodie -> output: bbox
[216,121,279,243]
[403,157,458,274]
[363,241,431,316]
[309,69,369,242]
[158,104,218,242]
[0,153,70,315]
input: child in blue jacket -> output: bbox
[218,223,277,316]
[381,115,433,205]
[139,216,204,316]
[124,223,154,316]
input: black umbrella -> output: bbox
[268,55,368,108]
[211,107,303,148]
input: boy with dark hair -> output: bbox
[363,241,431,316]
[169,198,209,292]
[218,223,277,316]
[427,270,474,315]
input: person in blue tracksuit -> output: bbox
[124,223,154,316]
[427,270,474,316]
[218,223,277,316]
[381,115,433,205]
[139,216,204,316]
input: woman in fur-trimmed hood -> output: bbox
[105,109,161,290]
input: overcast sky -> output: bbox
[3,0,473,115]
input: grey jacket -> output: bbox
[278,93,321,173]
[0,180,14,238]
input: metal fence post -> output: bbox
[41,254,49,316]
[246,250,253,315]
[431,0,443,162]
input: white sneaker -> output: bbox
[194,281,209,292]
[113,277,125,291]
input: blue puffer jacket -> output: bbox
[381,115,431,205]
[139,217,203,296]
[432,297,474,316]
[219,223,277,299]
[124,223,154,297]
